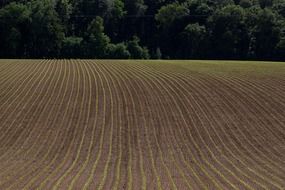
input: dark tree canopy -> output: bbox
[0,0,284,60]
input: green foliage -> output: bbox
[273,1,285,17]
[153,47,162,59]
[0,2,30,57]
[212,0,235,8]
[125,0,147,16]
[180,23,206,58]
[75,0,113,18]
[61,36,83,58]
[259,0,273,8]
[239,0,253,8]
[276,37,285,58]
[83,16,110,58]
[155,2,189,28]
[112,0,126,19]
[252,8,281,58]
[0,0,285,60]
[209,5,249,58]
[127,36,150,59]
[0,0,64,58]
[107,43,131,59]
[55,0,73,30]
[28,0,65,57]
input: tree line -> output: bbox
[0,0,284,60]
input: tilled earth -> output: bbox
[0,60,284,190]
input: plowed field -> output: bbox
[0,60,284,189]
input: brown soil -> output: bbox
[0,60,284,190]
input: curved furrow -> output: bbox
[251,78,285,98]
[88,61,127,190]
[0,60,61,180]
[0,60,47,122]
[121,63,164,189]
[117,66,206,189]
[198,61,285,100]
[222,67,285,102]
[48,60,94,189]
[179,62,285,124]
[124,63,225,190]
[59,61,110,190]
[110,61,200,189]
[119,61,211,189]
[65,60,99,189]
[45,60,89,189]
[166,62,284,165]
[27,60,81,189]
[38,59,86,189]
[0,59,51,157]
[69,60,120,190]
[213,73,285,130]
[0,59,13,72]
[106,65,127,190]
[206,75,285,163]
[120,63,179,190]
[145,62,284,188]
[222,75,285,136]
[0,60,57,187]
[152,63,278,189]
[0,60,45,126]
[0,59,24,81]
[5,60,69,189]
[65,60,115,190]
[139,62,264,189]
[0,61,38,150]
[131,62,242,189]
[0,60,45,100]
[146,63,284,188]
[105,61,177,189]
[0,60,284,189]
[178,73,285,186]
[81,60,126,190]
[0,60,27,93]
[166,70,282,187]
[80,61,108,190]
[193,71,285,167]
[0,61,38,132]
[0,60,57,155]
[160,61,284,157]
[110,62,162,190]
[105,62,147,190]
[124,62,237,189]
[104,60,161,189]
[131,62,268,189]
[91,60,120,190]
[21,60,76,188]
[83,60,160,190]
[0,60,52,150]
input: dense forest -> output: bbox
[0,0,285,60]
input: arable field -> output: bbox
[0,60,284,190]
